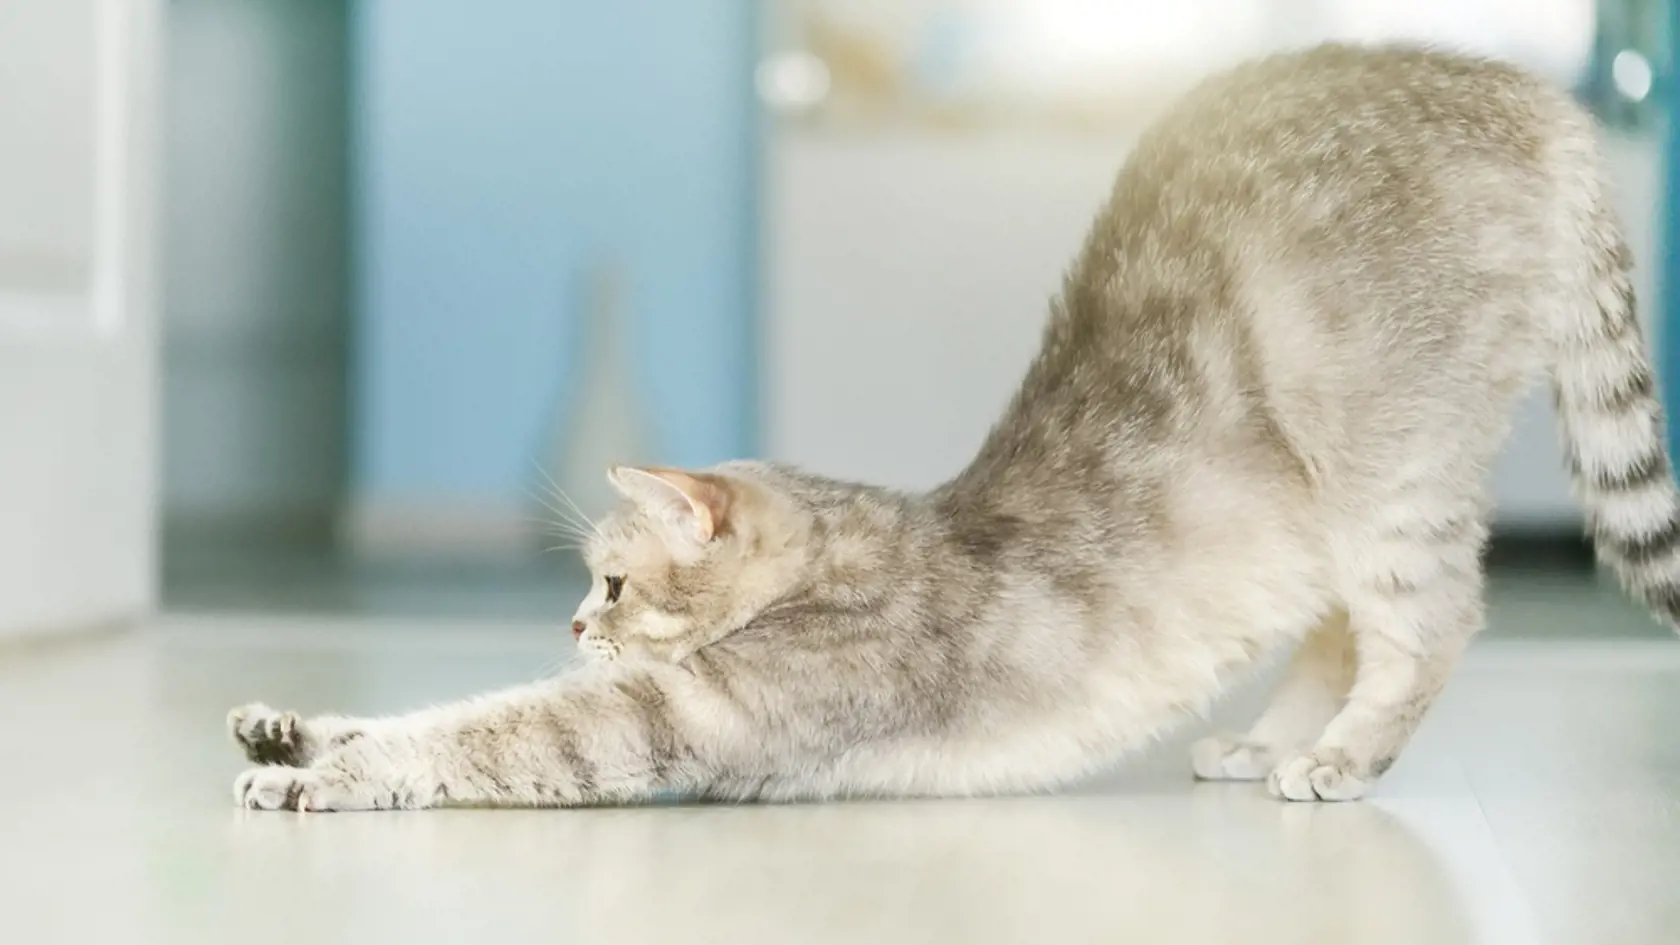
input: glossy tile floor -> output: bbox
[2,581,1678,944]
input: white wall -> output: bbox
[766,131,1112,491]
[162,0,350,543]
[765,129,1661,529]
[0,0,159,638]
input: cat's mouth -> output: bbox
[576,632,622,662]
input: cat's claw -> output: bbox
[228,703,308,766]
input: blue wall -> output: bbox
[352,0,758,507]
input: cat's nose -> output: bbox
[571,620,586,638]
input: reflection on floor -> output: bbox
[0,553,1671,943]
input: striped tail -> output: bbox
[1553,222,1680,629]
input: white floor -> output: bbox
[1,614,1677,944]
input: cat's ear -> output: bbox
[607,465,732,544]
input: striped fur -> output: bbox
[229,45,1678,811]
[1555,234,1680,621]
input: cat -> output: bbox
[230,43,1679,811]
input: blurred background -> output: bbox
[8,8,1680,940]
[0,0,1674,633]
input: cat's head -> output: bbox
[570,462,814,663]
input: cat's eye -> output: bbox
[605,575,625,604]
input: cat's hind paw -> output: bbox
[1266,748,1374,802]
[1190,734,1277,781]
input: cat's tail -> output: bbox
[1553,203,1680,631]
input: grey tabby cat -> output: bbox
[231,44,1679,811]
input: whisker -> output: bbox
[513,511,592,547]
[521,499,599,552]
[522,485,588,533]
[532,463,599,534]
[535,650,585,679]
[525,463,584,510]
[535,519,593,541]
[558,493,598,533]
[513,511,582,529]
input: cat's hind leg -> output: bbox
[1191,609,1356,781]
[1267,506,1486,801]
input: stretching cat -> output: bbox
[230,44,1678,811]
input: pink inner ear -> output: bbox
[658,469,732,542]
[609,466,732,542]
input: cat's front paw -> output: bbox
[233,765,396,812]
[228,703,310,765]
